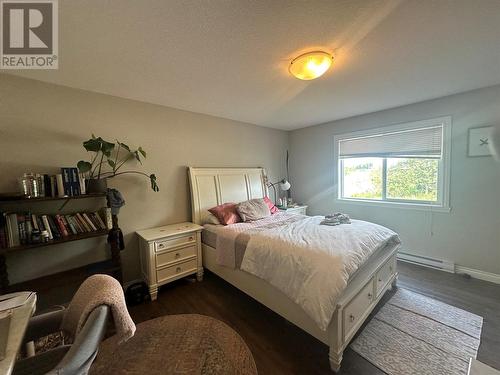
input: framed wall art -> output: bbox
[468,126,494,157]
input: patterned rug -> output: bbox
[350,288,483,375]
[90,314,257,375]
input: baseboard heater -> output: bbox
[397,252,455,273]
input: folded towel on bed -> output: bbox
[61,274,135,344]
[320,213,351,226]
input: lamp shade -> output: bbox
[289,51,333,80]
[279,180,291,191]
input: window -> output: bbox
[334,117,451,210]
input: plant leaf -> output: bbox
[101,140,115,157]
[119,142,130,152]
[134,151,142,164]
[77,160,92,173]
[138,147,146,158]
[107,159,116,168]
[83,138,101,152]
[150,174,159,192]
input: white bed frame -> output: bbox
[188,167,399,372]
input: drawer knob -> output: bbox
[378,278,382,283]
[175,253,180,258]
[189,236,194,241]
[349,314,355,322]
[158,243,164,248]
[176,267,181,273]
[368,293,373,300]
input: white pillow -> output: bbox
[236,198,271,222]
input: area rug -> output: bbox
[350,288,483,375]
[90,314,257,375]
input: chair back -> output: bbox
[48,305,109,375]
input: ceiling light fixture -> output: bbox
[289,51,333,80]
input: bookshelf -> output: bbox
[1,229,108,253]
[0,193,106,202]
[0,193,123,293]
[0,192,107,211]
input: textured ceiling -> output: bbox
[10,0,500,130]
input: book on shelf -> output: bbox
[41,215,53,240]
[68,215,83,234]
[46,215,61,239]
[82,213,97,231]
[61,168,72,197]
[75,213,90,232]
[60,167,87,197]
[55,174,65,197]
[42,174,52,197]
[6,214,19,247]
[54,214,69,237]
[70,168,81,196]
[66,217,78,235]
[0,209,109,249]
[0,215,7,249]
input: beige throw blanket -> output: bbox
[61,274,136,344]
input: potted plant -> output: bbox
[77,135,159,194]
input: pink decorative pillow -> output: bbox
[208,203,242,225]
[263,196,279,214]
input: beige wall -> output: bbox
[290,85,500,275]
[0,74,289,284]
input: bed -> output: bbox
[188,167,400,372]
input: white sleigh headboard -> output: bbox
[188,167,268,225]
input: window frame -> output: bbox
[334,117,452,212]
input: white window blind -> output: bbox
[338,125,443,159]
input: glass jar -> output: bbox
[31,229,41,243]
[41,230,50,243]
[19,175,30,196]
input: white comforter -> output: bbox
[238,215,400,330]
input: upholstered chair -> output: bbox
[13,305,109,375]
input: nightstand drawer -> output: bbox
[156,245,197,267]
[157,258,197,283]
[155,234,196,252]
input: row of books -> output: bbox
[0,208,112,248]
[20,167,87,198]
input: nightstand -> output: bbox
[136,222,203,301]
[279,205,308,215]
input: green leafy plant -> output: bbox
[77,135,159,192]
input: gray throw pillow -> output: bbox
[236,198,271,222]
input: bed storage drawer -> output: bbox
[155,234,196,252]
[375,255,396,297]
[343,281,374,341]
[156,245,197,267]
[156,258,198,283]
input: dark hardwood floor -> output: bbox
[27,261,500,374]
[124,262,500,375]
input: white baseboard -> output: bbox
[397,252,500,285]
[397,252,455,273]
[455,266,500,285]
